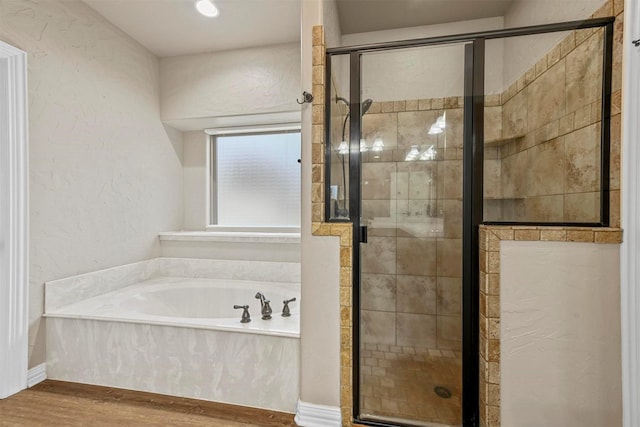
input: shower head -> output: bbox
[335,97,374,115]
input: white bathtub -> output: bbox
[44,258,301,413]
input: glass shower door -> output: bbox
[358,43,466,427]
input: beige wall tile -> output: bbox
[564,192,600,223]
[418,98,432,110]
[407,163,437,200]
[362,199,393,218]
[612,14,623,93]
[610,114,621,190]
[566,229,595,242]
[558,112,575,135]
[614,0,623,15]
[502,89,527,138]
[443,108,464,149]
[514,229,541,241]
[436,239,463,278]
[500,151,527,199]
[362,310,396,345]
[397,275,437,315]
[397,237,437,276]
[436,314,462,350]
[525,195,564,222]
[526,137,565,197]
[534,120,559,145]
[437,277,462,315]
[361,236,397,274]
[540,229,567,241]
[438,160,463,200]
[393,101,406,112]
[381,101,394,113]
[566,31,604,114]
[610,190,620,227]
[405,99,418,111]
[361,274,397,312]
[362,162,396,200]
[484,159,502,199]
[397,110,438,148]
[565,123,601,193]
[442,199,463,239]
[594,230,622,243]
[362,113,398,150]
[527,60,566,132]
[560,31,576,57]
[397,313,437,347]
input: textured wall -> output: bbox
[159,43,301,122]
[0,0,184,367]
[341,17,505,100]
[300,2,343,409]
[500,240,621,426]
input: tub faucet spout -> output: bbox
[255,292,272,320]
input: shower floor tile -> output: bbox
[360,344,463,427]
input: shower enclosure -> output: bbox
[325,16,613,427]
[327,38,482,426]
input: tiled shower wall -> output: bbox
[357,99,466,351]
[349,20,616,349]
[484,24,620,224]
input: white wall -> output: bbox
[299,0,342,409]
[160,43,301,123]
[342,17,505,100]
[503,0,607,87]
[0,0,184,367]
[501,240,622,426]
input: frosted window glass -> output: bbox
[216,132,300,226]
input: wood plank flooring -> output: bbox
[0,380,297,426]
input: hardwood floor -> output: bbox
[0,380,297,426]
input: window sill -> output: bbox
[158,231,301,244]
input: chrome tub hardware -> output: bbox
[281,297,297,317]
[233,305,251,323]
[255,292,273,320]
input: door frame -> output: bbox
[621,0,640,424]
[0,41,29,399]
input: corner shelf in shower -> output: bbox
[485,134,526,147]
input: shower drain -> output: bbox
[434,386,452,399]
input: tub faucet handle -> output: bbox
[282,297,297,317]
[233,305,251,323]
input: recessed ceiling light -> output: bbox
[195,0,219,18]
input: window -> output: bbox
[210,130,301,227]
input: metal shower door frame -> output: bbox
[324,16,614,427]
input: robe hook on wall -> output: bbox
[297,91,314,104]
[633,39,640,47]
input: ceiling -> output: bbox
[82,0,516,58]
[336,0,514,34]
[82,0,301,57]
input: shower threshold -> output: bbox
[360,413,461,427]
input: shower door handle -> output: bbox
[360,226,368,243]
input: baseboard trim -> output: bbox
[294,400,341,427]
[27,363,46,388]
